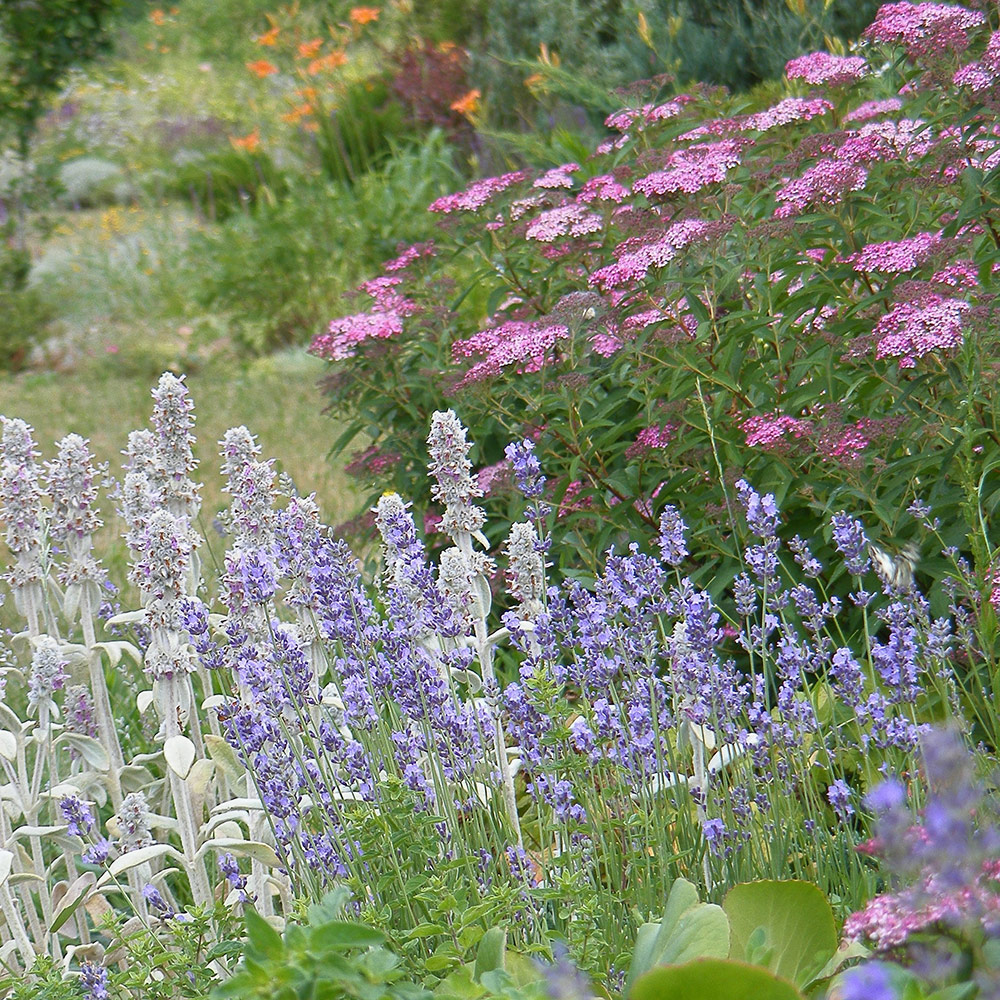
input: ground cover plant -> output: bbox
[314,0,1000,725]
[1,370,999,998]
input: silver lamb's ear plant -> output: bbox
[45,434,126,803]
[0,417,48,638]
[426,410,523,849]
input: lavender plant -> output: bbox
[0,373,993,995]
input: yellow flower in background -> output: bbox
[349,6,380,25]
[257,25,280,46]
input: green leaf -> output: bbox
[626,878,730,994]
[474,927,506,981]
[723,881,837,988]
[309,920,385,951]
[243,907,284,963]
[630,958,804,1000]
[406,923,448,940]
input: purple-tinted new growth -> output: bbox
[46,434,103,540]
[504,521,545,616]
[116,792,154,851]
[0,417,43,561]
[150,372,200,515]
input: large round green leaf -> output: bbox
[722,880,837,988]
[631,958,804,1000]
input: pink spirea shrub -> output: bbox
[314,0,1000,603]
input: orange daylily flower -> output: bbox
[450,88,481,117]
[295,86,318,101]
[247,59,279,77]
[281,103,314,124]
[307,50,348,75]
[349,6,380,24]
[150,9,166,25]
[257,25,280,46]
[230,129,261,152]
[298,38,323,58]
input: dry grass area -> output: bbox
[0,355,355,524]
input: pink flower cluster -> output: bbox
[589,218,718,289]
[604,100,688,133]
[742,413,810,449]
[382,241,436,273]
[685,98,833,138]
[774,159,868,217]
[577,174,630,204]
[844,878,995,949]
[429,170,527,214]
[475,460,511,495]
[851,118,934,162]
[953,30,1000,92]
[873,293,970,367]
[525,203,604,243]
[625,423,676,459]
[845,98,903,122]
[311,276,416,361]
[344,444,402,478]
[785,51,869,86]
[451,320,570,384]
[533,163,580,190]
[817,423,870,465]
[863,2,986,59]
[633,140,747,197]
[932,259,978,289]
[849,230,942,274]
[742,97,834,132]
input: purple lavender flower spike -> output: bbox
[831,512,871,576]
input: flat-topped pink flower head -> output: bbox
[786,51,868,86]
[429,170,527,214]
[864,2,986,59]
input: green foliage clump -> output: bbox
[0,0,120,151]
[470,0,879,126]
[195,131,459,354]
[0,237,51,371]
